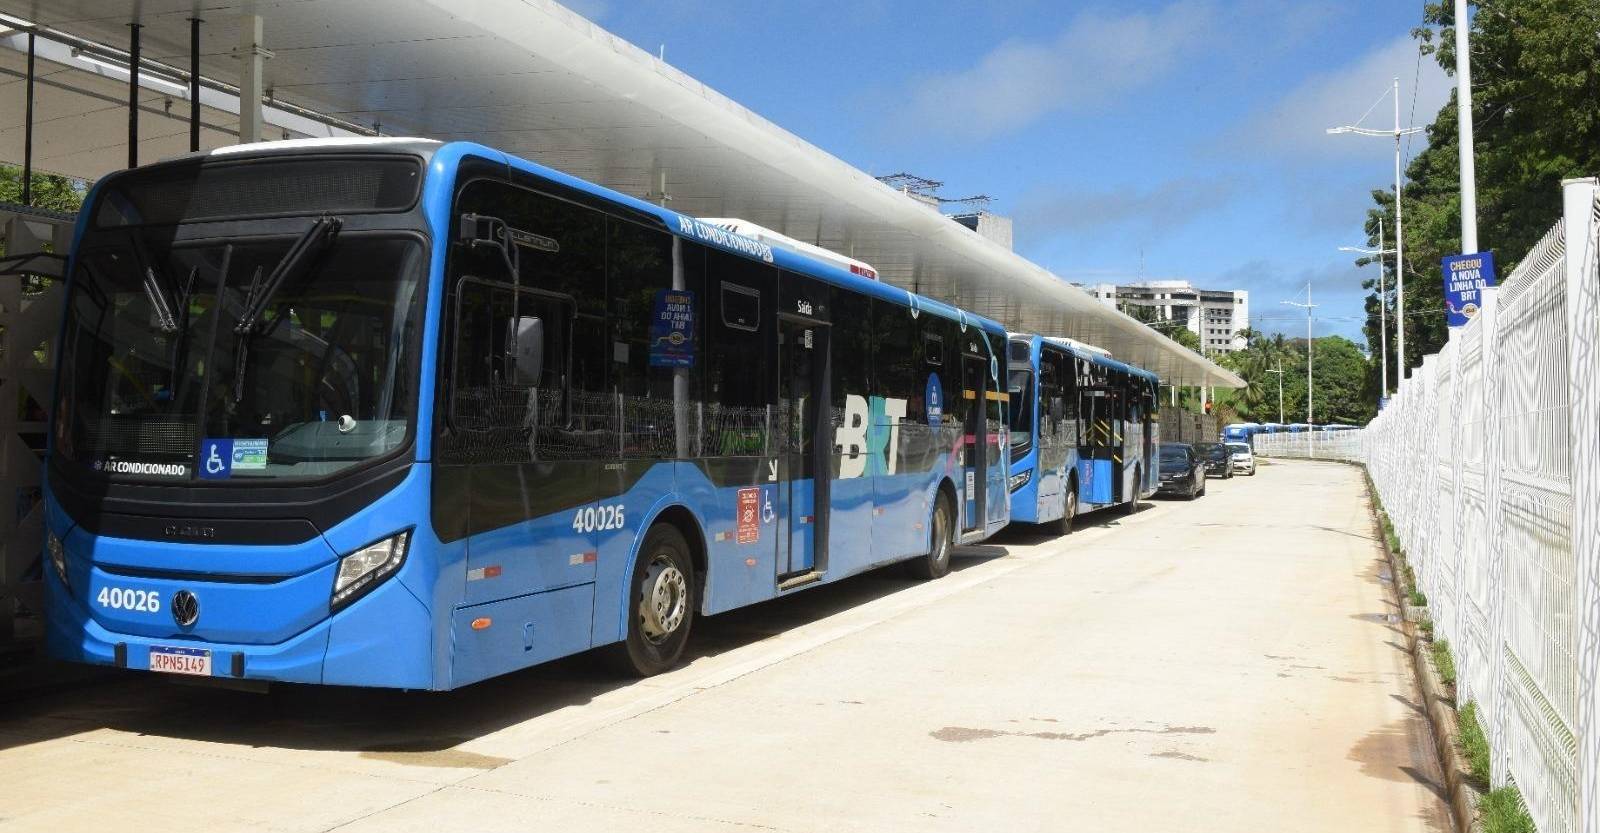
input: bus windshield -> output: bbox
[55,230,425,482]
[1007,367,1034,451]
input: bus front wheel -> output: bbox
[608,524,696,677]
[1055,482,1078,536]
[907,492,955,580]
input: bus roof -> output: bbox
[1009,332,1160,384]
[119,137,1008,339]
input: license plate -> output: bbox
[149,646,212,676]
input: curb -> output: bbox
[1364,474,1484,833]
[1413,635,1483,833]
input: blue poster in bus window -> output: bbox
[198,438,232,479]
[1442,251,1497,328]
[925,372,943,427]
[649,288,696,367]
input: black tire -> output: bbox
[1055,481,1078,535]
[1186,479,1199,500]
[1121,467,1141,514]
[907,491,955,580]
[605,524,695,677]
[1199,477,1207,497]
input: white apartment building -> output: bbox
[1081,280,1250,354]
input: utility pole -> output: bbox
[1266,362,1285,425]
[1341,217,1397,408]
[1392,76,1406,383]
[1328,81,1423,381]
[1455,0,1477,253]
[1282,283,1317,456]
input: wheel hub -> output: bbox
[639,557,688,642]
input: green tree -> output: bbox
[0,164,86,215]
[1361,0,1600,377]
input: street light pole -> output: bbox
[1340,219,1397,408]
[1455,0,1478,253]
[1378,217,1388,398]
[1282,283,1317,457]
[1266,363,1285,425]
[1393,76,1406,382]
[1328,83,1423,382]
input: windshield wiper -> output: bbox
[232,216,342,402]
[129,234,179,333]
[234,215,342,335]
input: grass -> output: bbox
[1480,786,1536,833]
[1419,618,1435,637]
[1431,638,1457,687]
[1458,702,1491,787]
[1409,588,1429,607]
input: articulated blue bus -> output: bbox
[1006,335,1159,532]
[43,138,1011,689]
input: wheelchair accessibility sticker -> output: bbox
[199,439,233,479]
[199,438,268,479]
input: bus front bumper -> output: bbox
[44,567,435,689]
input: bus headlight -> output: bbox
[1008,469,1033,492]
[47,531,68,589]
[331,530,410,611]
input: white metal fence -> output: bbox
[1258,178,1600,833]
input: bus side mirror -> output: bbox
[507,316,543,387]
[459,212,520,282]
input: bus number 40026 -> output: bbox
[573,504,625,534]
[97,586,161,613]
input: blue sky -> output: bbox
[572,0,1450,343]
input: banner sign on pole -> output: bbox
[648,288,696,367]
[1442,251,1497,327]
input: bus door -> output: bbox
[1109,389,1127,502]
[777,317,829,577]
[960,347,987,534]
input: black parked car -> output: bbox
[1157,443,1206,499]
[1195,443,1234,479]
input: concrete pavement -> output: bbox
[0,459,1450,832]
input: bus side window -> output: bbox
[702,249,775,457]
[447,278,576,461]
[608,218,690,460]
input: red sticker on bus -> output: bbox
[736,488,760,544]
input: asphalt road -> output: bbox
[0,459,1451,832]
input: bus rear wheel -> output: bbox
[607,524,695,677]
[907,492,955,580]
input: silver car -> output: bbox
[1227,442,1256,476]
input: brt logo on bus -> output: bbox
[836,395,909,479]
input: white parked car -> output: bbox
[1226,442,1256,476]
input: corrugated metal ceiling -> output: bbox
[0,0,1243,387]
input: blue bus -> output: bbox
[1006,335,1158,532]
[1221,422,1259,444]
[42,138,1012,689]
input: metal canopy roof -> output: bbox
[0,0,1242,388]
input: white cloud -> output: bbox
[1014,175,1241,244]
[892,2,1218,142]
[1233,35,1452,160]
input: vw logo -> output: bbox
[171,590,200,627]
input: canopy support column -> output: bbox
[127,23,140,168]
[189,18,203,152]
[21,32,34,205]
[238,15,267,144]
